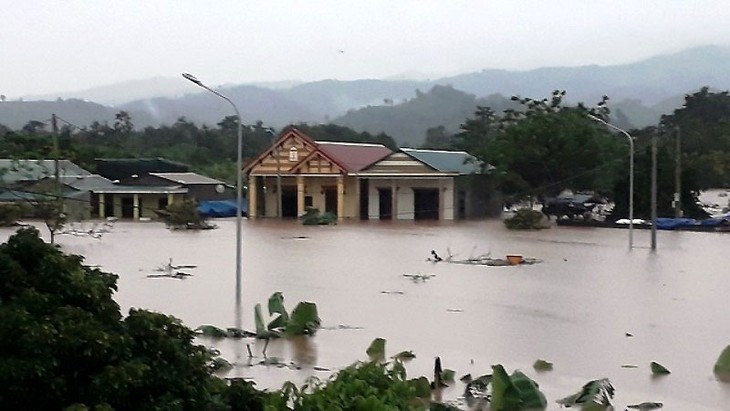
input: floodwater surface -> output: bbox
[5,216,730,410]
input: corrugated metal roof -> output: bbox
[149,172,227,185]
[90,186,188,194]
[56,174,116,190]
[400,148,486,175]
[0,159,92,183]
[316,141,392,172]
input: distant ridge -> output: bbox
[3,45,730,145]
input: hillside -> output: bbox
[2,45,729,144]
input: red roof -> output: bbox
[316,141,392,172]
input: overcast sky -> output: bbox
[3,0,730,98]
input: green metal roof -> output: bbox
[0,159,92,184]
[400,148,487,175]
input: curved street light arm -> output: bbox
[587,114,634,250]
[182,73,244,326]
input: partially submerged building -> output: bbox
[244,127,501,220]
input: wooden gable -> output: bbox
[290,150,345,175]
[245,127,318,175]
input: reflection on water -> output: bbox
[4,217,730,410]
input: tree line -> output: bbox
[3,86,730,219]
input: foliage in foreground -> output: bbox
[0,227,262,410]
[279,360,432,410]
[254,291,321,339]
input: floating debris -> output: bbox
[147,258,197,279]
[380,290,405,295]
[446,308,463,313]
[428,249,542,266]
[627,402,663,410]
[403,272,435,282]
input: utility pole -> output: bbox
[674,126,682,217]
[651,132,658,250]
[49,114,61,245]
[51,114,60,189]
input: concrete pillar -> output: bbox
[167,193,174,206]
[297,175,305,217]
[391,180,397,220]
[99,193,105,218]
[132,193,139,220]
[439,180,445,220]
[133,194,140,220]
[336,175,344,220]
[248,176,257,218]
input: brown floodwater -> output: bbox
[4,212,730,410]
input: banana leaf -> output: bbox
[195,324,227,338]
[489,365,547,410]
[254,303,270,339]
[490,364,523,410]
[557,378,614,409]
[714,344,730,381]
[366,337,386,362]
[533,359,553,372]
[650,361,670,375]
[285,301,320,336]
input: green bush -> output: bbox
[163,199,212,230]
[504,208,548,230]
[0,203,30,226]
[0,227,261,410]
[301,207,336,225]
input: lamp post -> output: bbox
[182,73,244,327]
[588,114,634,250]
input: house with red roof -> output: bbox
[243,127,500,220]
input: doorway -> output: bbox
[378,188,392,220]
[413,188,439,220]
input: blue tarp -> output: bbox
[197,200,247,218]
[655,216,730,230]
[655,217,697,230]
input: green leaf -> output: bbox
[366,338,386,362]
[285,301,320,336]
[393,350,416,361]
[408,376,431,398]
[533,359,553,371]
[267,291,289,320]
[557,378,614,408]
[266,292,289,332]
[714,345,730,382]
[195,324,227,338]
[510,370,547,409]
[490,364,522,411]
[440,369,456,382]
[254,304,269,339]
[209,357,232,372]
[650,361,670,375]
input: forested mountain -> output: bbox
[332,86,518,147]
[2,45,730,145]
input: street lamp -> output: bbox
[182,73,244,326]
[588,114,634,250]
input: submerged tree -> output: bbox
[457,91,625,202]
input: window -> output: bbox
[289,147,298,162]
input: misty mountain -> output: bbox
[3,45,730,145]
[23,77,192,107]
[331,85,516,147]
[0,99,154,130]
